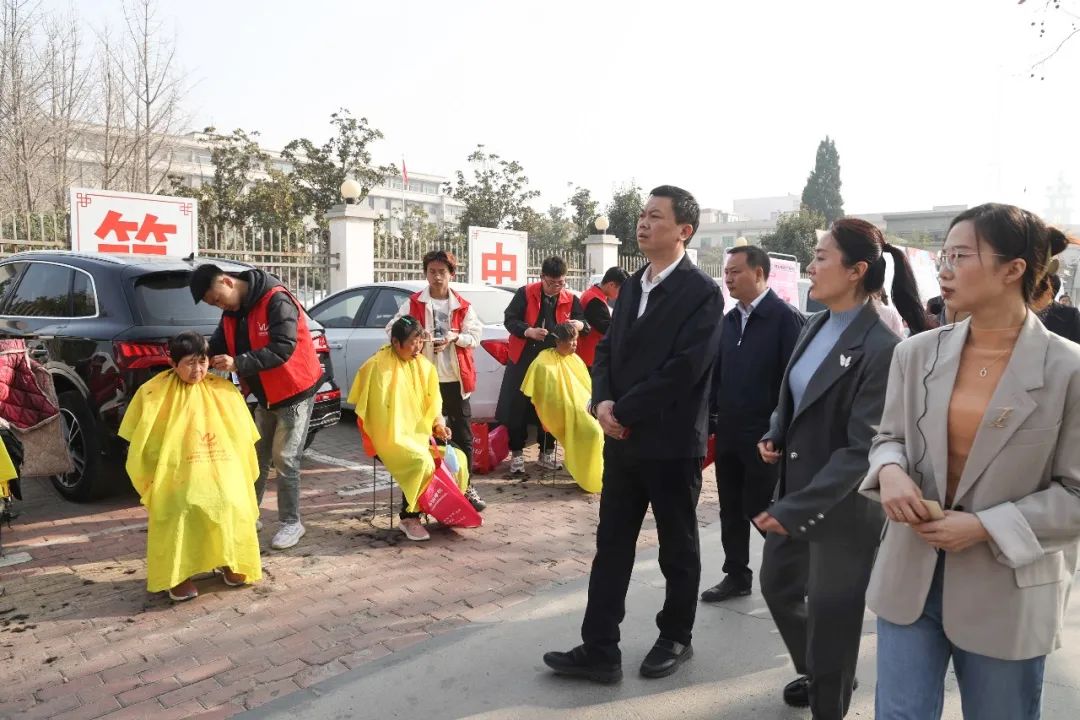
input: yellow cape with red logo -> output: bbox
[521,349,603,493]
[119,371,262,592]
[348,346,442,512]
[0,438,16,500]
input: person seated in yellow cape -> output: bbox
[118,331,262,602]
[520,323,603,493]
[347,315,471,543]
[0,430,17,506]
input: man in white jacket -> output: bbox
[386,250,486,514]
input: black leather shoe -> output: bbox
[543,645,622,684]
[783,675,859,707]
[700,575,752,602]
[639,638,693,678]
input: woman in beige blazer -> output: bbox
[861,203,1080,720]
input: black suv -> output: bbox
[0,251,342,501]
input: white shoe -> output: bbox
[510,454,525,475]
[271,521,305,550]
[537,451,562,471]
[256,519,263,532]
[399,517,430,541]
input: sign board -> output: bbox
[719,252,802,311]
[70,187,198,258]
[468,226,528,286]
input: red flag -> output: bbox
[402,158,408,186]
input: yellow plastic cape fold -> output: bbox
[521,349,603,493]
[348,346,442,512]
[0,439,16,500]
[118,371,262,592]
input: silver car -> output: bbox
[308,281,514,420]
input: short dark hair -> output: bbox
[601,267,629,286]
[390,315,423,345]
[541,256,567,278]
[168,330,209,364]
[422,249,457,274]
[189,263,227,304]
[1051,274,1062,296]
[926,296,945,316]
[552,322,579,343]
[649,185,700,243]
[726,245,771,280]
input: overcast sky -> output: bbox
[62,0,1080,218]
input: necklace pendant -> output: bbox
[979,367,988,378]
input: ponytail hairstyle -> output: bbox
[390,315,423,346]
[947,204,1073,304]
[829,217,929,335]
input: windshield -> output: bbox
[455,289,512,325]
[133,272,223,326]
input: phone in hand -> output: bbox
[921,499,946,520]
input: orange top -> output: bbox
[946,324,1023,506]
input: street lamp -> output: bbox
[734,237,748,247]
[594,215,610,234]
[340,178,362,204]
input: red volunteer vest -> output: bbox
[222,285,323,407]
[506,282,573,364]
[408,290,477,394]
[575,284,608,367]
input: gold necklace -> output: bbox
[977,348,1012,378]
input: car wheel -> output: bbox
[50,390,104,502]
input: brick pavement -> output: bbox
[0,419,719,719]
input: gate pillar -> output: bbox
[326,203,378,293]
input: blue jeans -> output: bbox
[253,397,313,525]
[875,554,1046,719]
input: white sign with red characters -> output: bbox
[468,226,528,287]
[69,187,198,258]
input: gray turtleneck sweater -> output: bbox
[788,304,865,412]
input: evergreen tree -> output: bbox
[801,136,844,225]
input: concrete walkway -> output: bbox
[250,523,1080,719]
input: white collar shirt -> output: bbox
[638,252,685,318]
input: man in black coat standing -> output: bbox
[701,246,805,602]
[543,185,724,683]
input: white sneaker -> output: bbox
[510,454,525,475]
[537,451,562,471]
[256,519,263,532]
[399,517,430,541]
[270,521,305,550]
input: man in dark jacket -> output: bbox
[702,246,805,602]
[543,185,724,683]
[190,264,323,551]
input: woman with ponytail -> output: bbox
[861,204,1080,719]
[754,218,923,718]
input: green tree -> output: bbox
[605,182,644,254]
[447,145,540,234]
[760,209,826,268]
[567,186,599,246]
[246,167,307,230]
[282,109,396,225]
[522,205,575,249]
[801,136,844,225]
[164,127,268,226]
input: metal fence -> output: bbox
[618,254,648,275]
[526,247,589,291]
[373,235,470,283]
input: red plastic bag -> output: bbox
[471,423,511,475]
[488,425,509,466]
[702,434,716,470]
[418,457,483,528]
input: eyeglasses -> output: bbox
[936,249,1008,273]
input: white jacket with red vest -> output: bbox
[385,287,484,398]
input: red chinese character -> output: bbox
[481,242,517,284]
[94,210,139,244]
[93,212,173,254]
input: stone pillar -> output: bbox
[583,233,621,280]
[326,203,378,293]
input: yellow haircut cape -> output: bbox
[0,438,16,500]
[348,346,442,512]
[119,372,262,592]
[521,349,603,493]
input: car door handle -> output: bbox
[329,343,344,350]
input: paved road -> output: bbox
[252,523,1080,720]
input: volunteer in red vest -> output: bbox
[386,249,487,512]
[497,256,588,474]
[190,263,322,551]
[576,267,629,367]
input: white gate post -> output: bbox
[583,233,621,279]
[326,203,378,294]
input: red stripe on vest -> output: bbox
[575,284,608,367]
[222,285,323,406]
[506,282,573,364]
[407,290,477,394]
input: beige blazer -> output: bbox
[860,312,1080,660]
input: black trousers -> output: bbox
[580,441,703,663]
[507,415,555,454]
[439,382,473,473]
[714,442,778,581]
[760,532,877,720]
